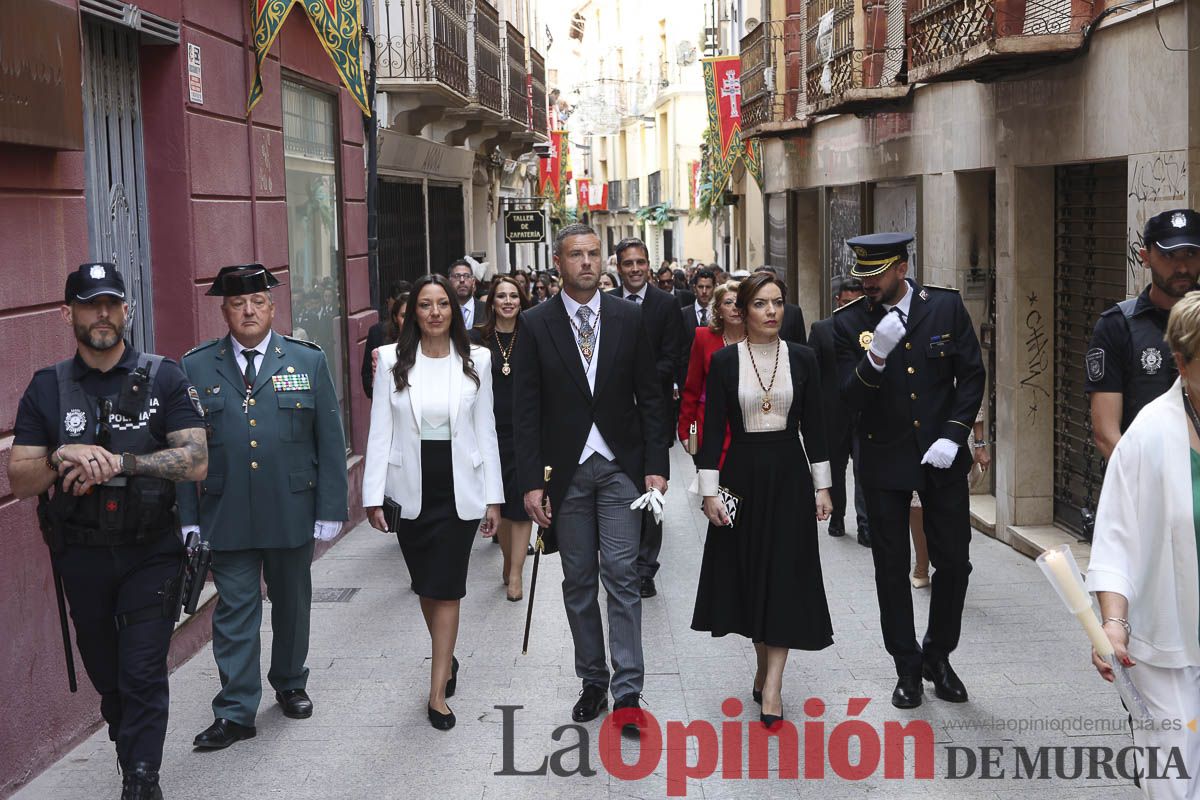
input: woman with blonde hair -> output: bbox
[678,280,744,465]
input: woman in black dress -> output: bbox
[692,271,834,728]
[470,275,534,600]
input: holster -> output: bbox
[36,493,65,555]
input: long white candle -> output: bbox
[1038,547,1113,656]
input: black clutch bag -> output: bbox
[382,497,402,533]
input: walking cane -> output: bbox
[521,466,551,655]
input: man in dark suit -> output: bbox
[681,267,718,354]
[809,277,870,546]
[515,223,669,733]
[833,233,984,711]
[448,259,487,330]
[754,266,806,344]
[360,281,408,398]
[611,238,687,598]
[656,265,694,308]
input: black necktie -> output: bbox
[243,349,259,387]
[699,307,708,325]
[627,294,640,303]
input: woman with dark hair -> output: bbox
[469,275,534,600]
[363,274,504,731]
[531,276,550,304]
[598,270,619,292]
[692,271,834,728]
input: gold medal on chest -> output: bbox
[502,362,511,376]
[859,331,874,350]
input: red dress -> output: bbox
[678,327,733,466]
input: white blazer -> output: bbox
[362,343,505,520]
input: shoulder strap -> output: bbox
[1117,297,1139,319]
[137,352,165,388]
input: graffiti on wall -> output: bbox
[1127,151,1189,293]
[1020,291,1051,421]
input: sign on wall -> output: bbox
[0,0,84,150]
[504,210,546,244]
[187,43,204,104]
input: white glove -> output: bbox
[313,520,343,541]
[180,524,200,543]
[868,311,907,363]
[630,488,665,525]
[920,438,960,470]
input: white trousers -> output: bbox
[1129,662,1200,799]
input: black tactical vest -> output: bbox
[50,353,177,546]
[1116,297,1177,432]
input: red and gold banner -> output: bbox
[688,161,701,209]
[591,182,608,211]
[703,55,743,165]
[540,130,566,198]
[577,179,590,209]
[248,0,371,116]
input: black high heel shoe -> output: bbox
[427,703,456,730]
[760,710,783,729]
[445,656,460,698]
[752,688,763,704]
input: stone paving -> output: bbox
[15,447,1142,799]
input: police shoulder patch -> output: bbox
[183,339,220,358]
[186,385,205,417]
[833,295,866,313]
[1085,348,1106,382]
[283,334,323,351]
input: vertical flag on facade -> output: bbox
[577,180,590,209]
[703,56,743,166]
[744,137,764,189]
[540,130,565,198]
[249,0,371,116]
[689,161,701,209]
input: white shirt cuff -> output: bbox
[697,469,720,497]
[810,461,832,491]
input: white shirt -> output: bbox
[622,284,648,303]
[416,348,452,438]
[868,280,914,372]
[460,300,475,329]
[232,331,272,380]
[560,291,617,464]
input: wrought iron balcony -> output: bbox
[472,0,503,115]
[503,22,529,128]
[804,0,910,116]
[740,18,809,138]
[530,47,548,136]
[909,0,1093,84]
[376,0,471,103]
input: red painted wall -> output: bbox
[0,1,371,792]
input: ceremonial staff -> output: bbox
[521,466,551,655]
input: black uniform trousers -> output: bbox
[828,422,869,533]
[863,470,972,678]
[54,533,181,769]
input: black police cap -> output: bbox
[65,262,126,304]
[847,233,914,278]
[206,264,282,297]
[1144,209,1200,252]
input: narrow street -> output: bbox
[18,447,1139,800]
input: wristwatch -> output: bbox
[121,452,137,476]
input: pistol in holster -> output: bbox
[171,531,213,622]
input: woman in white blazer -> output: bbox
[363,274,504,731]
[1087,291,1200,799]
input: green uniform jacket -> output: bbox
[177,331,349,550]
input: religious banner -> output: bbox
[590,181,608,211]
[540,130,566,199]
[577,179,590,209]
[689,161,701,209]
[702,55,743,166]
[742,136,764,189]
[248,0,371,116]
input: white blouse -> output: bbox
[417,349,452,439]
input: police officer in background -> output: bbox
[8,264,208,800]
[1087,209,1200,460]
[833,234,985,710]
[180,265,348,750]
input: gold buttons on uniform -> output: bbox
[287,366,296,374]
[249,398,256,406]
[295,402,302,408]
[250,440,258,448]
[913,420,921,428]
[907,367,916,375]
[251,461,259,469]
[250,419,257,427]
[905,342,912,350]
[911,393,918,400]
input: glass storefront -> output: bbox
[282,80,348,430]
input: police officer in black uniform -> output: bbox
[832,234,985,710]
[1087,208,1200,460]
[7,264,208,800]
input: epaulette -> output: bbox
[1099,303,1123,318]
[923,284,960,293]
[284,334,323,351]
[833,295,866,312]
[183,339,220,358]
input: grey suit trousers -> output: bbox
[555,453,645,700]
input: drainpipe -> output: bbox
[364,0,381,313]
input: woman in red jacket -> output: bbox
[679,280,745,466]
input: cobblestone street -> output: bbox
[17,448,1141,799]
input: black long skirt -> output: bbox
[394,440,480,600]
[691,430,834,650]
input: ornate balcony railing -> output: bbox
[503,22,528,126]
[909,0,1094,83]
[740,17,808,136]
[473,0,503,114]
[804,0,909,115]
[530,47,548,135]
[376,0,470,100]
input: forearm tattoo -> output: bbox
[133,428,208,480]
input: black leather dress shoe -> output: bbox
[891,676,923,709]
[828,522,846,537]
[121,762,163,800]
[639,577,657,598]
[857,529,872,548]
[276,688,313,719]
[613,693,647,737]
[923,659,969,703]
[572,683,609,722]
[193,718,256,749]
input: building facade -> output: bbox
[743,0,1200,548]
[0,0,372,790]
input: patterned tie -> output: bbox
[462,304,471,326]
[243,349,259,387]
[699,307,708,325]
[575,306,596,361]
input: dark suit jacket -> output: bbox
[832,282,985,491]
[514,293,670,552]
[609,284,688,425]
[808,317,849,440]
[681,302,703,353]
[781,303,807,346]
[464,298,488,330]
[361,320,388,398]
[674,288,696,308]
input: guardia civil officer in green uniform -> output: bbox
[178,265,348,750]
[832,234,985,710]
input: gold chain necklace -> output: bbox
[745,339,781,413]
[494,327,517,376]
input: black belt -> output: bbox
[60,522,171,547]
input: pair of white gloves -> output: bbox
[868,311,959,470]
[630,488,666,524]
[180,520,343,542]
